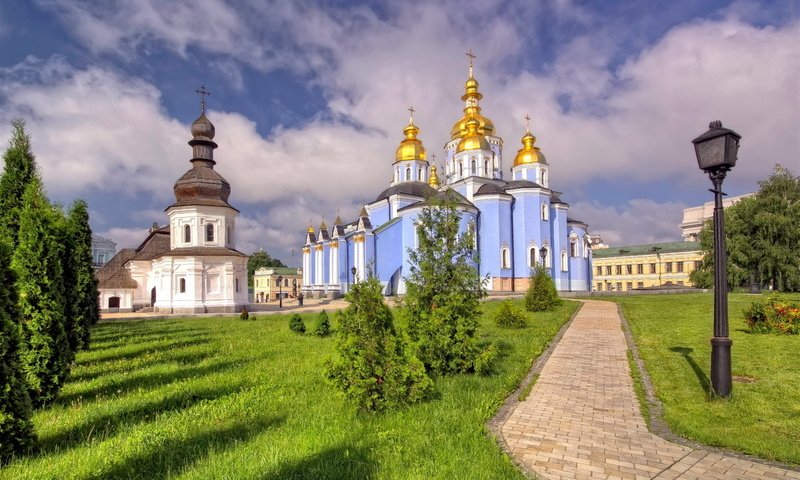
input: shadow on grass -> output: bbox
[89,328,211,353]
[669,346,711,395]
[77,337,211,367]
[37,382,244,455]
[56,359,242,405]
[258,445,375,480]
[85,415,285,480]
[69,349,215,383]
[90,321,205,343]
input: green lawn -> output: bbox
[614,293,800,465]
[1,300,577,480]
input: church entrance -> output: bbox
[388,267,401,296]
[108,296,120,309]
[151,287,157,306]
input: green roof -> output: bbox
[254,267,301,275]
[592,241,700,258]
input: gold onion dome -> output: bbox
[307,223,314,233]
[395,117,427,163]
[513,130,547,167]
[450,67,495,139]
[457,117,490,153]
[428,165,441,188]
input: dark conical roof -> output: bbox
[168,112,237,211]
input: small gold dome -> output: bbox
[394,120,427,163]
[428,165,441,188]
[457,117,490,153]
[513,130,547,167]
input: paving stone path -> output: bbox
[500,300,800,480]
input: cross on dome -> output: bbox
[525,114,532,132]
[466,48,476,76]
[196,85,211,114]
[408,105,415,124]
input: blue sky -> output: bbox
[0,0,798,265]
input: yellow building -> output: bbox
[253,267,303,303]
[592,242,702,292]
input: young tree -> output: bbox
[691,165,800,291]
[525,264,562,312]
[12,179,72,406]
[64,200,100,350]
[326,276,432,412]
[0,120,39,248]
[402,192,488,374]
[0,239,36,462]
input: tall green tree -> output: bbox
[690,165,800,291]
[247,250,286,286]
[12,179,72,406]
[402,192,489,374]
[64,200,100,350]
[0,120,39,248]
[326,276,432,412]
[0,239,36,463]
[525,264,562,312]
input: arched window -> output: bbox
[206,223,214,242]
[458,162,463,177]
[184,224,191,243]
[501,247,510,269]
[543,246,551,268]
[542,169,548,187]
[470,158,476,174]
[529,246,538,267]
[227,225,232,245]
[484,159,489,175]
[418,168,422,180]
[570,238,578,257]
[561,250,568,272]
[406,167,411,180]
[179,278,186,293]
[541,204,548,221]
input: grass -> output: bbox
[613,292,800,465]
[1,300,578,479]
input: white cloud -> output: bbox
[96,226,150,249]
[571,199,688,246]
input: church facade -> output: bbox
[301,60,592,297]
[97,103,249,314]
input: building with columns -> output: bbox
[301,57,592,297]
[97,100,248,313]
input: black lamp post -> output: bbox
[692,120,741,398]
[277,275,283,308]
[351,266,357,284]
[539,246,547,268]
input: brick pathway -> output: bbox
[500,300,800,480]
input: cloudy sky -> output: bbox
[0,0,797,265]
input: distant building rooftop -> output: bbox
[592,241,700,259]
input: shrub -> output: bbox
[493,300,529,328]
[473,342,499,376]
[744,295,800,334]
[239,307,249,320]
[313,310,331,337]
[289,314,306,334]
[525,264,562,312]
[326,277,432,412]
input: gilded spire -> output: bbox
[307,219,314,233]
[513,116,547,167]
[333,209,342,226]
[450,50,495,140]
[359,206,368,217]
[319,217,327,231]
[394,106,427,163]
[428,165,441,188]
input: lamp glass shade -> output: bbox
[692,122,741,172]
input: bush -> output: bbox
[473,342,499,376]
[744,295,800,334]
[240,307,249,320]
[493,300,528,328]
[525,264,562,312]
[326,277,432,412]
[313,310,331,337]
[289,314,306,334]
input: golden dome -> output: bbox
[450,58,495,140]
[307,225,314,233]
[428,165,441,188]
[513,130,547,167]
[457,117,490,153]
[394,118,427,163]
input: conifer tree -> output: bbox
[326,276,432,412]
[0,120,39,248]
[12,179,72,406]
[525,264,562,312]
[0,239,36,462]
[64,200,100,350]
[402,192,489,374]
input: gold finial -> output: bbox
[359,206,368,217]
[466,48,476,77]
[196,85,210,114]
[307,219,314,233]
[524,114,531,133]
[333,208,342,226]
[320,216,327,231]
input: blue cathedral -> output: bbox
[301,58,592,297]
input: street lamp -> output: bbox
[277,275,283,308]
[539,246,547,268]
[692,120,741,398]
[351,266,357,283]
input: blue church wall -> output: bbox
[374,219,402,285]
[368,202,391,227]
[550,206,569,288]
[511,192,546,277]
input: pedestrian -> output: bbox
[298,292,304,306]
